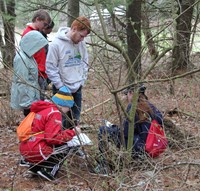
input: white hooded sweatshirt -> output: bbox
[45,27,89,93]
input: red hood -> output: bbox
[30,100,57,113]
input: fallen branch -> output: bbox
[175,109,199,120]
[166,108,200,120]
[81,98,111,115]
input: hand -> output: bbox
[127,91,134,103]
[73,126,81,135]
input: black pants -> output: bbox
[29,153,66,176]
[23,108,31,117]
[29,145,79,176]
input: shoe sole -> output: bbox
[27,170,38,176]
[19,163,31,167]
[37,171,54,181]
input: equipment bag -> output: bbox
[17,112,36,142]
[145,119,168,158]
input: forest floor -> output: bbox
[0,63,200,191]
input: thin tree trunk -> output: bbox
[126,0,142,82]
[142,2,158,60]
[0,0,16,68]
[126,0,142,161]
[67,0,79,27]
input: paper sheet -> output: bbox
[67,133,93,147]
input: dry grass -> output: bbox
[0,60,200,190]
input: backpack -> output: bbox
[145,119,168,158]
[17,112,43,142]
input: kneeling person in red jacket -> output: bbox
[20,86,81,181]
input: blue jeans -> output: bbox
[71,86,82,122]
[98,125,121,153]
[98,125,145,157]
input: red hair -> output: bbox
[71,16,91,34]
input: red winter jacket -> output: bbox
[19,101,76,163]
[22,26,47,78]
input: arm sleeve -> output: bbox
[44,112,76,145]
[46,43,64,89]
[33,48,46,74]
[12,56,40,108]
[149,102,163,125]
[81,42,89,83]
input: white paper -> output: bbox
[103,119,113,127]
[67,133,93,147]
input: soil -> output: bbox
[0,66,200,191]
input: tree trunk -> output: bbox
[126,0,142,82]
[0,0,16,68]
[172,0,195,75]
[67,0,79,27]
[141,2,158,60]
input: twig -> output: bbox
[117,160,200,190]
[174,109,200,120]
[81,98,111,115]
[111,67,200,94]
[166,108,200,121]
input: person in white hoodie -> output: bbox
[46,16,91,128]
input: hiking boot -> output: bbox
[27,169,38,176]
[28,165,41,174]
[19,158,32,167]
[37,168,55,181]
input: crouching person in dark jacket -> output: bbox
[19,86,81,181]
[97,85,163,173]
